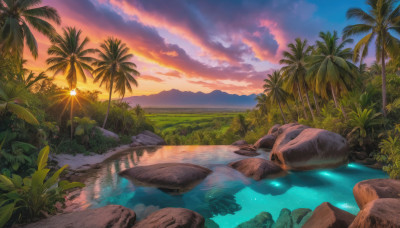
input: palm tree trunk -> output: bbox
[278,101,287,123]
[286,102,294,121]
[312,91,321,115]
[381,47,387,117]
[331,83,347,119]
[304,89,315,120]
[70,99,73,139]
[297,85,308,119]
[103,80,114,128]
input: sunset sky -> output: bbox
[25,0,368,99]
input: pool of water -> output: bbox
[68,145,388,227]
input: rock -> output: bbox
[234,149,260,157]
[351,151,368,160]
[229,158,284,181]
[119,163,211,193]
[270,123,348,170]
[274,208,292,228]
[349,198,400,228]
[96,127,120,141]
[131,130,166,146]
[232,140,248,146]
[291,208,312,228]
[239,145,257,151]
[132,204,160,220]
[237,212,274,228]
[254,134,276,149]
[205,188,241,216]
[205,219,220,228]
[303,202,355,228]
[353,178,400,209]
[268,124,281,136]
[23,205,135,228]
[133,207,204,228]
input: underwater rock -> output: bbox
[23,205,136,228]
[353,178,400,209]
[349,198,400,228]
[234,149,260,157]
[229,158,284,181]
[205,219,220,228]
[131,130,166,146]
[119,163,211,193]
[254,134,276,149]
[232,140,248,146]
[270,123,348,170]
[291,208,312,228]
[237,212,275,228]
[133,207,204,228]
[303,202,355,228]
[273,208,292,228]
[204,188,241,216]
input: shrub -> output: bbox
[376,125,400,179]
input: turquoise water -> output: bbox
[68,146,388,227]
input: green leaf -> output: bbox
[37,145,50,170]
[0,175,14,191]
[0,202,15,228]
[59,180,85,191]
[43,165,68,189]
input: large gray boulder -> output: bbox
[349,198,400,228]
[254,134,276,149]
[303,202,355,228]
[119,163,211,192]
[131,130,166,146]
[353,178,400,209]
[270,124,348,170]
[133,208,204,228]
[229,158,284,181]
[96,127,120,141]
[23,205,136,228]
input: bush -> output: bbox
[376,125,400,179]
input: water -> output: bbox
[68,146,388,227]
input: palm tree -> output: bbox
[280,38,314,120]
[263,70,289,123]
[255,93,268,116]
[343,0,400,117]
[46,27,96,138]
[0,0,60,58]
[93,38,140,129]
[306,31,358,118]
[0,82,39,125]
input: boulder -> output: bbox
[96,127,120,141]
[237,212,274,228]
[131,130,166,146]
[353,178,400,209]
[303,202,355,228]
[239,145,257,151]
[133,208,204,228]
[349,198,400,228]
[291,208,312,228]
[274,208,292,228]
[205,219,220,228]
[270,124,348,170]
[229,158,284,181]
[254,134,276,149]
[232,140,248,146]
[23,205,136,228]
[234,149,260,157]
[268,124,281,136]
[119,163,211,192]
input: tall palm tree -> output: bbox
[306,31,358,118]
[255,93,268,116]
[343,0,400,117]
[280,38,314,120]
[263,70,289,123]
[46,27,96,138]
[93,38,139,129]
[0,0,60,58]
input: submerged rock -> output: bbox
[237,212,275,228]
[349,198,400,228]
[254,134,276,149]
[234,149,260,157]
[274,208,292,228]
[131,130,166,146]
[291,208,312,228]
[133,207,204,228]
[270,123,348,170]
[229,158,284,181]
[232,140,248,146]
[353,178,400,209]
[119,163,211,193]
[303,202,355,228]
[23,205,136,228]
[205,219,220,228]
[205,188,241,216]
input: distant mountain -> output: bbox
[123,89,257,108]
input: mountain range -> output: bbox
[123,89,257,108]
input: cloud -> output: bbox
[157,70,181,78]
[139,75,164,82]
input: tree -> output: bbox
[343,0,400,117]
[280,38,315,120]
[93,38,139,129]
[0,0,60,58]
[306,31,358,118]
[255,93,268,116]
[263,71,289,123]
[46,27,96,139]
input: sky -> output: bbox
[25,0,368,99]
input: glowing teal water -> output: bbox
[70,146,387,228]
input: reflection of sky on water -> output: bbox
[67,146,388,228]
